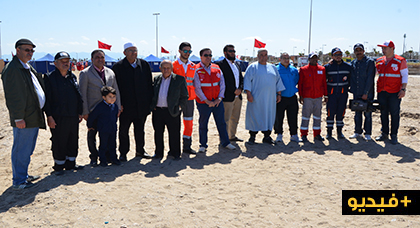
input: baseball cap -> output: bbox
[377,41,395,48]
[124,42,137,51]
[331,47,342,55]
[54,51,71,60]
[15,38,36,48]
[308,52,318,59]
[353,43,364,50]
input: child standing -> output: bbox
[87,86,121,166]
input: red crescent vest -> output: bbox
[195,63,222,104]
[376,55,404,93]
[173,60,196,100]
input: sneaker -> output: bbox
[375,134,388,141]
[13,181,35,190]
[349,133,361,139]
[314,135,325,141]
[276,134,283,142]
[198,147,206,153]
[290,134,302,142]
[225,143,236,150]
[390,135,398,145]
[27,175,40,182]
[301,135,308,142]
[364,134,372,141]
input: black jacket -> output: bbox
[112,57,153,117]
[215,58,243,102]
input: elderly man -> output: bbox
[298,53,328,142]
[79,49,121,166]
[194,48,236,152]
[274,53,300,143]
[244,49,285,145]
[2,38,45,189]
[172,42,197,154]
[44,51,84,175]
[349,43,376,141]
[150,60,188,160]
[324,47,352,139]
[112,42,154,161]
[375,41,408,144]
[215,44,244,142]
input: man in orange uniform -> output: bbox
[172,42,197,154]
[375,41,408,145]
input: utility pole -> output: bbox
[153,13,160,57]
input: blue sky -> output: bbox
[1,0,419,60]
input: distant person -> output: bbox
[79,49,121,166]
[324,47,352,139]
[375,41,408,144]
[274,53,300,143]
[44,51,84,176]
[172,42,197,154]
[349,43,376,141]
[87,86,121,167]
[215,44,244,142]
[194,48,236,152]
[2,38,45,189]
[150,60,188,160]
[298,52,328,142]
[244,49,285,145]
[112,42,154,161]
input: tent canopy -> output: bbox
[144,54,162,62]
[30,53,55,74]
[189,55,201,63]
[34,53,55,62]
[144,54,162,72]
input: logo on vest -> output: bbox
[317,71,323,74]
[391,64,398,71]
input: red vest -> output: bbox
[376,55,404,93]
[173,60,196,100]
[195,63,222,104]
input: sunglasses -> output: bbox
[22,48,35,53]
[227,50,236,53]
[182,50,192,54]
[203,54,212,57]
[333,53,343,56]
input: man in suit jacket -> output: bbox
[79,49,121,166]
[150,60,188,160]
[112,42,154,161]
[2,38,45,189]
[215,44,244,142]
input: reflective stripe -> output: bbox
[54,159,66,165]
[326,120,334,123]
[327,71,350,75]
[186,82,194,86]
[186,76,194,81]
[313,116,321,120]
[302,117,310,120]
[300,127,308,130]
[201,82,219,87]
[313,127,321,130]
[183,117,193,120]
[393,58,402,63]
[384,73,400,78]
[327,82,348,86]
[183,135,191,139]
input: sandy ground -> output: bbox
[0,72,420,228]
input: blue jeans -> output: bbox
[11,127,39,185]
[196,101,230,148]
[377,91,401,136]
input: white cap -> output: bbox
[124,42,136,51]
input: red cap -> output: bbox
[377,41,395,48]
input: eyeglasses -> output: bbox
[203,54,212,57]
[227,50,236,53]
[182,50,192,54]
[126,49,138,53]
[333,53,343,57]
[21,48,35,53]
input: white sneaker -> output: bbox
[276,134,283,142]
[225,143,236,150]
[198,147,206,153]
[349,133,360,139]
[364,135,372,141]
[290,134,301,142]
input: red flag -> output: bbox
[161,46,170,54]
[11,51,14,57]
[254,39,266,48]
[98,40,112,50]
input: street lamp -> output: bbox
[153,13,160,57]
[307,0,313,54]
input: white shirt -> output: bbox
[19,59,46,109]
[156,75,171,107]
[225,57,240,89]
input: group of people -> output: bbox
[2,38,408,190]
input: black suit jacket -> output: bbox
[150,73,188,117]
[112,57,153,117]
[215,58,243,102]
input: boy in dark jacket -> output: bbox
[87,86,121,167]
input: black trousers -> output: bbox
[274,95,299,135]
[50,116,79,171]
[119,111,148,156]
[152,107,181,158]
[98,131,118,164]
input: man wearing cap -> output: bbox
[112,42,153,161]
[2,38,45,189]
[298,52,328,142]
[79,49,121,166]
[375,41,408,144]
[44,51,84,175]
[349,43,376,141]
[172,42,197,154]
[323,47,352,139]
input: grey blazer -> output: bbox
[79,65,121,115]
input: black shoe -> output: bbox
[326,134,333,139]
[136,152,153,159]
[229,137,244,142]
[99,162,108,167]
[337,133,345,139]
[262,136,276,145]
[314,135,325,141]
[66,165,85,171]
[152,155,163,160]
[51,170,65,176]
[390,135,398,145]
[375,134,388,141]
[90,160,98,167]
[13,181,35,190]
[27,175,40,182]
[301,135,308,142]
[246,136,255,145]
[119,155,127,162]
[112,160,121,166]
[183,149,197,154]
[167,155,181,160]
